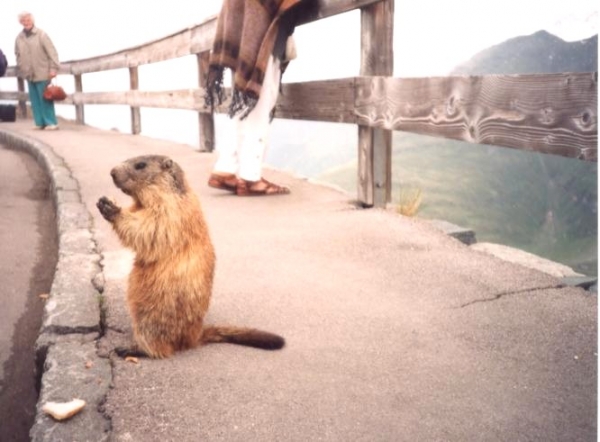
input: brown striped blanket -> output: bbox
[205,0,306,118]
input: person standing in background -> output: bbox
[15,11,60,130]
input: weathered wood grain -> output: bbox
[197,52,215,152]
[17,78,27,118]
[276,79,356,123]
[74,74,84,124]
[0,91,26,101]
[355,72,598,161]
[358,0,394,207]
[190,18,218,54]
[60,19,216,75]
[1,0,594,213]
[4,71,594,165]
[129,67,141,134]
[69,53,129,75]
[68,89,204,109]
[61,79,355,120]
[0,0,593,171]
[297,0,383,24]
[360,1,393,77]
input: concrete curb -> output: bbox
[425,218,598,292]
[0,129,111,441]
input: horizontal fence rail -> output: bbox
[353,73,598,161]
[0,0,597,207]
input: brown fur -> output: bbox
[97,155,284,358]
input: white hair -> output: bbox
[18,11,34,22]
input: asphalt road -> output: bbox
[1,122,596,441]
[0,144,58,441]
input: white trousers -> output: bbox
[213,55,281,182]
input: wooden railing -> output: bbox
[1,0,597,207]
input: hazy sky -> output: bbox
[0,0,597,79]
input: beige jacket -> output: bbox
[15,27,60,82]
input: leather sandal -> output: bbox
[208,173,238,192]
[236,178,291,196]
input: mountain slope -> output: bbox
[451,30,597,74]
[267,30,598,276]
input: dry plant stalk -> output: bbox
[396,187,423,217]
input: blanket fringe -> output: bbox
[230,89,258,120]
[205,66,259,120]
[205,66,225,111]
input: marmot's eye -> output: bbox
[134,161,147,170]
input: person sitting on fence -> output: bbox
[14,11,60,131]
[205,0,308,196]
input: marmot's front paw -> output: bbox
[97,196,121,222]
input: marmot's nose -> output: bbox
[110,168,117,181]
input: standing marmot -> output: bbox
[97,155,284,358]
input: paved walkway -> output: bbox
[0,145,57,440]
[0,120,596,442]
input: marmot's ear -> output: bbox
[167,161,186,194]
[161,158,173,170]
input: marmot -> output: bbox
[97,155,284,358]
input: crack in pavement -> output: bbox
[455,284,565,308]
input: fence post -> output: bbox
[197,52,215,152]
[17,78,27,118]
[358,0,394,208]
[74,74,85,125]
[129,66,141,134]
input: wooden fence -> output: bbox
[1,0,597,207]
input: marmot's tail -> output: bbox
[201,325,285,350]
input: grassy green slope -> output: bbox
[318,132,597,276]
[266,31,598,276]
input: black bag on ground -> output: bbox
[0,49,7,77]
[0,104,17,122]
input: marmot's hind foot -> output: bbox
[113,346,148,359]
